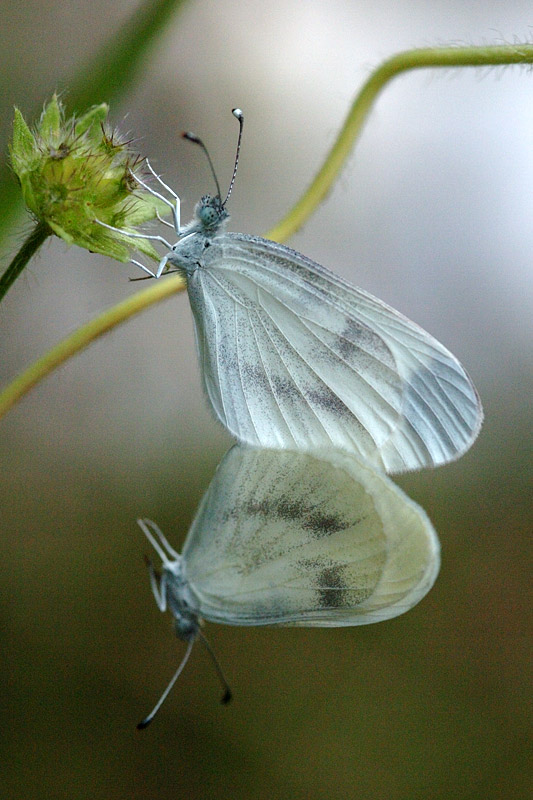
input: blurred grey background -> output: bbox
[0,1,531,798]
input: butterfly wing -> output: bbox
[186,233,482,473]
[182,446,440,627]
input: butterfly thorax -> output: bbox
[163,560,200,641]
[167,194,229,275]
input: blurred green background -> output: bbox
[1,1,531,798]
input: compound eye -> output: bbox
[199,206,217,226]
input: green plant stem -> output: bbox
[0,274,187,419]
[3,42,533,420]
[266,43,533,241]
[66,0,189,113]
[0,221,52,302]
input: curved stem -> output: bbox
[0,221,52,302]
[0,274,186,419]
[266,43,533,241]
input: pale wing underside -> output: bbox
[182,446,440,627]
[187,234,483,473]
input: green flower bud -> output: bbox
[9,95,167,263]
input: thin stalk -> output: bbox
[266,43,533,241]
[66,0,190,113]
[0,274,186,419]
[0,221,52,302]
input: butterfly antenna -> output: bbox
[197,629,232,704]
[137,638,195,730]
[223,108,243,207]
[182,131,222,199]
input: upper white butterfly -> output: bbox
[108,109,483,473]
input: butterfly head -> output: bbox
[163,562,201,642]
[173,608,200,641]
[182,108,242,237]
[193,194,229,233]
[137,518,200,642]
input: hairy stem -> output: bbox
[266,43,533,241]
[0,274,186,419]
[0,221,52,302]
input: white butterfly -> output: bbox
[107,110,483,473]
[137,445,440,725]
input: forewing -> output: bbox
[187,233,482,473]
[182,446,440,627]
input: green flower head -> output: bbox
[9,95,167,262]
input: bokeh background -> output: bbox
[1,1,531,798]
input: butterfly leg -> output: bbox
[130,259,157,278]
[156,211,175,229]
[128,254,170,279]
[147,562,167,612]
[155,254,170,279]
[94,218,174,250]
[134,160,183,236]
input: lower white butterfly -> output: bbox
[137,445,440,726]
[105,110,483,473]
